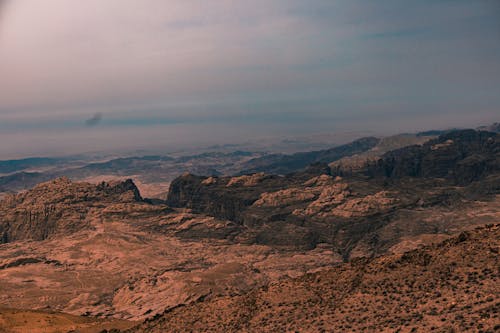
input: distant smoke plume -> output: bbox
[85,113,103,126]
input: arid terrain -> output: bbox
[0,128,498,332]
[126,224,499,333]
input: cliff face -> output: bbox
[167,172,299,224]
[359,130,500,184]
[0,177,142,243]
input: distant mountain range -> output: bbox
[0,123,497,197]
[237,136,381,175]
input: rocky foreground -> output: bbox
[125,224,499,333]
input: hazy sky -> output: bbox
[0,0,499,158]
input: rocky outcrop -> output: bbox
[166,173,294,223]
[0,177,143,243]
[97,179,143,202]
[329,191,397,218]
[252,188,316,207]
[291,184,396,221]
[166,170,343,250]
[166,164,334,222]
[293,182,351,217]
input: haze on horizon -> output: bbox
[0,0,499,159]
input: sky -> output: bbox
[0,0,499,158]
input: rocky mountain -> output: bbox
[166,130,500,259]
[124,223,499,333]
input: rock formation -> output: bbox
[0,178,142,243]
[167,131,500,258]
